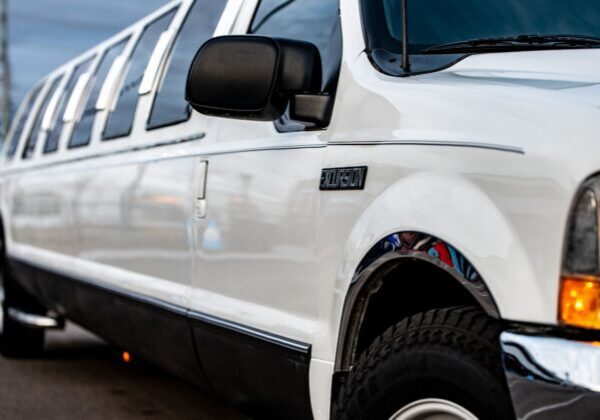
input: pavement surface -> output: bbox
[0,316,248,420]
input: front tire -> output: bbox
[335,306,514,420]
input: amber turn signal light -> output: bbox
[122,351,132,363]
[560,276,600,329]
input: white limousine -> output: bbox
[2,0,600,419]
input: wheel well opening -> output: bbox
[341,259,481,370]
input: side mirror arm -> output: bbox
[289,94,334,129]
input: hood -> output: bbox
[439,49,600,107]
[386,48,600,161]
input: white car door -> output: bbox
[187,0,342,417]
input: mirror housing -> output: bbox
[186,35,324,123]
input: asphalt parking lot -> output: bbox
[0,310,247,420]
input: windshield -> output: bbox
[363,0,600,55]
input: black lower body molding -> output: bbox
[6,257,313,420]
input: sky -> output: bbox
[8,0,167,111]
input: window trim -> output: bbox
[2,88,35,162]
[138,28,177,96]
[67,36,133,150]
[6,83,44,162]
[41,67,73,155]
[143,13,193,132]
[51,1,194,167]
[42,54,97,155]
[38,70,70,157]
[100,5,181,142]
[21,74,65,160]
[145,0,246,132]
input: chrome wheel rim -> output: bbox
[389,398,478,420]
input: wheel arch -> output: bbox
[327,170,545,376]
[327,171,542,368]
[333,231,500,373]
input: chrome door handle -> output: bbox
[195,160,208,220]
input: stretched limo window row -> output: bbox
[3,0,225,164]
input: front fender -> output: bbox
[331,171,543,337]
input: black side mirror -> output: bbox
[186,35,332,126]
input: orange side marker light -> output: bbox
[122,351,132,363]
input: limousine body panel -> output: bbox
[326,47,600,325]
[4,0,600,418]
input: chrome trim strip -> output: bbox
[7,307,64,329]
[3,134,522,176]
[188,310,311,354]
[201,143,326,157]
[1,138,326,176]
[9,255,311,355]
[328,140,525,154]
[1,133,206,175]
[2,137,518,176]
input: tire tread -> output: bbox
[334,306,507,419]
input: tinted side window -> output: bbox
[22,75,64,159]
[44,57,95,154]
[147,0,226,130]
[250,0,341,91]
[6,85,43,160]
[102,9,177,141]
[69,38,130,148]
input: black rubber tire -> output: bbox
[0,248,45,358]
[335,306,514,420]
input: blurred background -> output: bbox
[0,0,167,140]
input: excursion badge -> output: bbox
[320,166,368,191]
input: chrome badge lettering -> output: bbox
[320,167,368,191]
